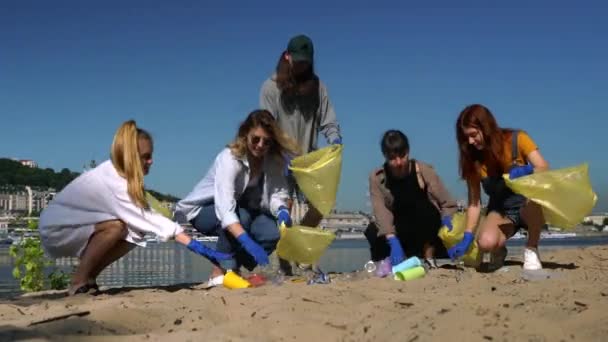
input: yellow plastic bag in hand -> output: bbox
[438,212,481,267]
[289,144,343,216]
[146,192,173,219]
[503,163,597,230]
[276,224,336,265]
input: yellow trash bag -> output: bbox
[289,144,343,216]
[276,224,336,265]
[438,212,481,267]
[503,163,597,230]
[146,192,173,219]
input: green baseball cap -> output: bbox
[287,34,314,63]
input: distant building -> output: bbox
[584,214,607,226]
[19,159,38,168]
[0,186,55,215]
[320,212,370,232]
[0,217,9,230]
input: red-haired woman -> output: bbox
[450,104,549,271]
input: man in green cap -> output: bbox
[260,34,341,155]
[260,34,342,273]
[259,34,342,224]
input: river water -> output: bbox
[1,236,607,297]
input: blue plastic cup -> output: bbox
[392,256,422,274]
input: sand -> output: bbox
[1,245,607,342]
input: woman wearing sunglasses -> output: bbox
[174,110,300,283]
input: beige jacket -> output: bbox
[369,160,457,236]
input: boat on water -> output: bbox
[511,231,577,240]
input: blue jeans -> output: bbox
[191,203,280,271]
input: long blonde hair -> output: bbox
[110,120,152,209]
[228,109,301,160]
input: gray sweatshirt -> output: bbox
[259,76,341,154]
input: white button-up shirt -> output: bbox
[174,148,289,228]
[39,160,184,247]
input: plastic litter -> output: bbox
[364,261,377,273]
[394,266,426,281]
[392,256,422,274]
[223,270,251,289]
[375,258,392,278]
[306,267,331,285]
[249,266,285,287]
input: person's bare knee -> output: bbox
[477,230,499,252]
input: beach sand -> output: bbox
[1,245,607,342]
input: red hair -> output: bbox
[456,104,513,182]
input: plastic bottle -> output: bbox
[257,265,284,286]
[374,258,392,278]
[364,260,377,273]
[391,256,422,274]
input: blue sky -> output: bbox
[1,1,607,212]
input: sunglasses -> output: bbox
[249,135,274,147]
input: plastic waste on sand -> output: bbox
[223,270,251,289]
[253,265,285,286]
[394,266,426,281]
[289,144,343,216]
[307,267,331,285]
[364,261,377,273]
[437,212,482,267]
[392,256,422,274]
[276,224,336,265]
[503,163,597,229]
[375,258,392,278]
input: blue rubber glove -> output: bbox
[237,232,269,266]
[441,216,453,231]
[187,240,233,263]
[447,231,475,260]
[331,137,342,145]
[277,206,292,227]
[387,236,405,266]
[509,164,533,179]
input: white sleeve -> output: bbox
[214,152,241,228]
[112,191,184,242]
[267,156,290,217]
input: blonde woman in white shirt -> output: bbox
[175,110,300,281]
[39,120,231,296]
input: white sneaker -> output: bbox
[201,274,224,289]
[523,247,543,270]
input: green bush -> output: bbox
[9,220,70,292]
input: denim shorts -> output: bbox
[487,193,528,236]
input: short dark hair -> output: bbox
[381,130,409,157]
